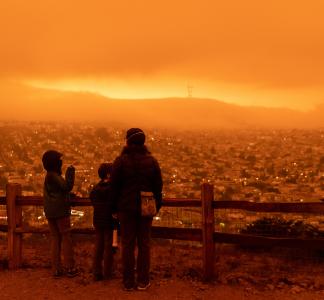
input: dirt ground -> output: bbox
[1,235,324,299]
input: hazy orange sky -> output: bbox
[1,0,324,110]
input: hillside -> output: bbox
[0,82,323,129]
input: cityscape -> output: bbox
[0,121,324,230]
[0,121,323,201]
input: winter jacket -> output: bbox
[43,167,75,219]
[111,145,163,214]
[90,179,115,228]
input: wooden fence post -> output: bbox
[6,183,23,269]
[201,183,215,281]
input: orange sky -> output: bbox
[1,0,324,110]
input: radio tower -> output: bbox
[187,83,194,98]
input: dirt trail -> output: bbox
[1,236,324,299]
[1,269,324,300]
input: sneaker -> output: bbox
[123,286,134,292]
[53,269,64,278]
[93,273,104,281]
[66,268,80,278]
[137,282,151,291]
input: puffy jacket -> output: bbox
[90,179,115,228]
[111,145,163,214]
[43,167,75,219]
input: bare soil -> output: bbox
[1,234,324,299]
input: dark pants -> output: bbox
[47,216,75,272]
[119,213,152,288]
[93,226,113,278]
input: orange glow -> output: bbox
[1,0,324,110]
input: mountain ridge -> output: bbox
[0,82,323,129]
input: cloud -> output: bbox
[0,0,324,88]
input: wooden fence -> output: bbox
[1,183,324,281]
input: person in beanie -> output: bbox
[42,150,79,278]
[111,128,163,291]
[90,162,117,281]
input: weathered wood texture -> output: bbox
[13,226,203,242]
[15,196,201,207]
[4,183,324,280]
[213,200,324,214]
[15,196,324,213]
[6,184,22,269]
[201,183,215,281]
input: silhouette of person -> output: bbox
[111,128,163,291]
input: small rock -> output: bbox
[219,277,227,285]
[226,276,239,285]
[277,282,287,289]
[299,282,308,288]
[291,286,304,294]
[314,278,324,290]
[279,277,293,285]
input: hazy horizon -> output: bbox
[1,0,324,112]
[0,82,323,130]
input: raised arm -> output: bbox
[47,166,75,193]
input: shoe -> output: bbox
[53,269,64,278]
[66,268,80,278]
[93,273,104,281]
[123,286,134,292]
[137,282,151,291]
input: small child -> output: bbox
[90,163,117,280]
[42,150,79,278]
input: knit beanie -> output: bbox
[126,128,146,145]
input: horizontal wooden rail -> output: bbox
[14,196,324,213]
[5,222,324,250]
[162,198,201,207]
[213,200,324,214]
[152,227,202,241]
[15,196,201,207]
[11,226,202,242]
[214,232,324,250]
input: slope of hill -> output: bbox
[0,82,323,129]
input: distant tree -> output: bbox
[247,180,268,192]
[95,127,110,141]
[246,155,256,165]
[240,169,251,178]
[278,168,289,177]
[285,176,297,184]
[266,163,275,175]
